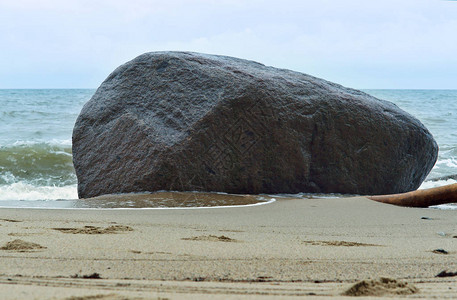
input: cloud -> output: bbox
[0,0,456,88]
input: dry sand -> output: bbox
[0,196,456,299]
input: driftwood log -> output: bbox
[368,183,457,207]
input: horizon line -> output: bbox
[1,87,457,90]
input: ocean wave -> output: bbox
[0,142,76,186]
[0,182,77,201]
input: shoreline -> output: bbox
[0,199,276,210]
[0,196,456,299]
[1,189,455,210]
[0,191,275,209]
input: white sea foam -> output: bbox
[419,179,457,190]
[429,204,457,210]
[435,157,457,169]
[48,138,72,146]
[0,172,16,185]
[0,182,77,201]
[11,139,72,147]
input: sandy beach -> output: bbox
[0,196,456,299]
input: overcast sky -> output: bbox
[1,0,456,89]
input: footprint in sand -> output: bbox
[65,293,169,300]
[0,218,22,223]
[52,225,133,234]
[64,294,145,300]
[182,235,240,242]
[8,231,45,237]
[218,229,245,233]
[130,250,172,255]
[0,239,46,252]
[342,277,418,296]
[302,240,381,247]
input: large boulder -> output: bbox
[73,51,438,198]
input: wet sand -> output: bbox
[81,191,274,208]
[0,196,456,299]
[0,191,274,209]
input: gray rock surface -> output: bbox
[73,51,438,198]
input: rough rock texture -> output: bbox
[73,51,438,198]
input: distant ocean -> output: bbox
[0,89,456,208]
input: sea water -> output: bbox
[0,89,456,208]
[0,90,89,202]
